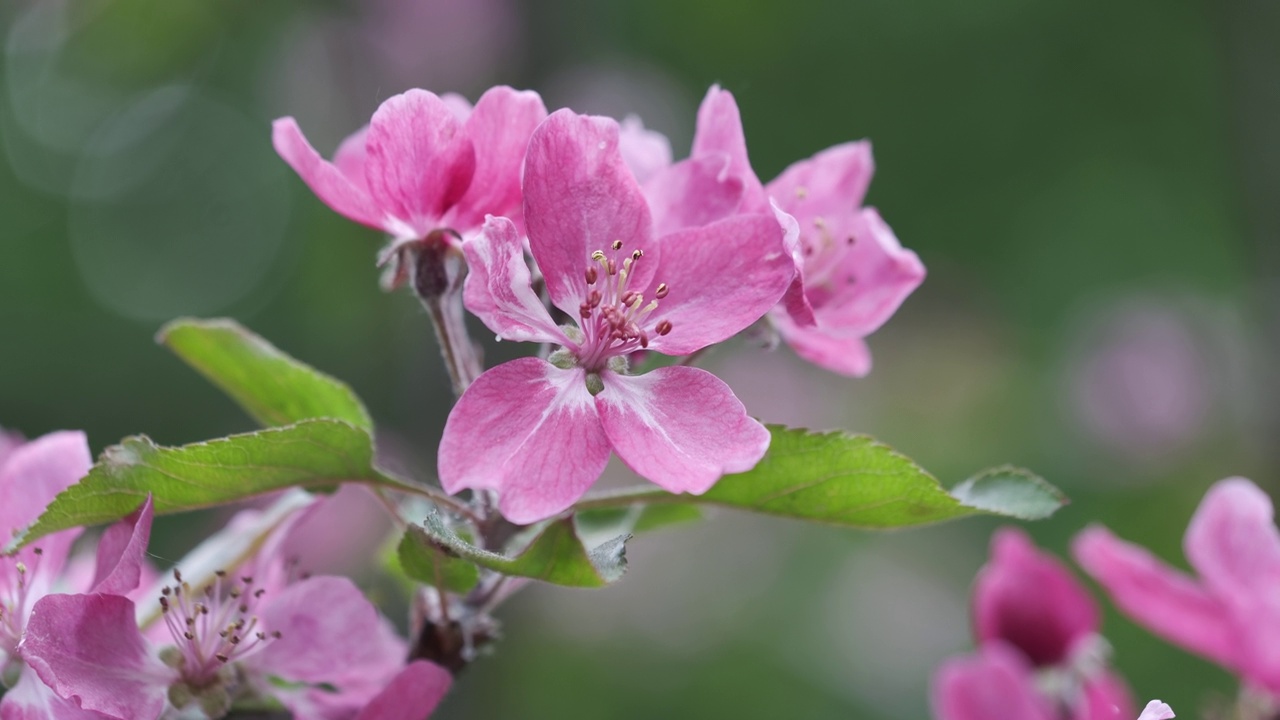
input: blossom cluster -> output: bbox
[275,84,926,523]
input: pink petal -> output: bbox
[815,208,926,335]
[0,666,115,720]
[450,86,547,232]
[438,359,611,524]
[770,309,873,376]
[643,155,745,237]
[765,141,875,226]
[1076,671,1136,720]
[272,117,384,230]
[333,125,371,195]
[252,577,405,717]
[774,202,817,329]
[462,215,566,344]
[0,431,91,576]
[972,527,1099,667]
[644,213,794,356]
[524,110,657,317]
[89,497,154,596]
[19,594,169,720]
[596,366,769,494]
[1072,525,1239,669]
[619,115,672,185]
[690,85,766,212]
[365,89,476,237]
[1136,700,1175,720]
[930,644,1055,720]
[354,661,453,720]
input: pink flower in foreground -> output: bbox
[974,528,1100,667]
[660,86,925,376]
[272,86,546,271]
[440,109,796,524]
[1137,700,1175,720]
[1074,477,1280,699]
[19,501,427,720]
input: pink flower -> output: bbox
[1074,477,1280,698]
[353,661,452,720]
[656,86,925,377]
[0,428,155,720]
[272,86,546,265]
[973,528,1100,667]
[18,501,424,720]
[440,109,796,524]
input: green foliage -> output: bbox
[158,318,372,431]
[575,426,1065,527]
[401,509,628,589]
[5,419,415,553]
[396,524,482,593]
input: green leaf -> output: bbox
[6,419,414,553]
[158,318,372,432]
[407,509,627,588]
[573,426,1065,528]
[395,524,481,593]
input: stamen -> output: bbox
[655,283,668,299]
[611,240,623,251]
[656,320,673,336]
[585,267,598,285]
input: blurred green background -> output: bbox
[2,0,1277,716]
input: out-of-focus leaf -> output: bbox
[396,524,481,594]
[7,419,415,553]
[573,426,1065,528]
[409,509,626,588]
[158,318,373,432]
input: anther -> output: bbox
[606,259,617,276]
[656,320,673,336]
[215,654,229,663]
[639,332,650,349]
[32,548,42,556]
[846,236,856,245]
[585,267,598,285]
[579,304,593,319]
[173,570,183,582]
[655,283,668,299]
[611,240,623,251]
[631,249,643,260]
[588,290,601,307]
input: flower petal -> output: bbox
[252,576,404,694]
[1072,525,1239,669]
[450,86,547,233]
[770,309,873,376]
[643,155,746,237]
[19,594,169,720]
[439,359,611,524]
[365,89,476,236]
[89,496,154,596]
[0,666,115,720]
[524,110,656,316]
[690,85,766,212]
[973,527,1099,667]
[619,115,672,185]
[597,366,769,495]
[273,117,384,230]
[644,213,794,356]
[0,431,91,578]
[1076,671,1136,720]
[766,141,875,226]
[333,125,371,195]
[815,208,925,335]
[1136,700,1175,720]
[930,644,1055,720]
[354,661,453,720]
[462,215,566,344]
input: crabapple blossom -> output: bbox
[653,86,925,376]
[1075,477,1280,700]
[440,109,796,524]
[1137,700,1175,720]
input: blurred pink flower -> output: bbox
[652,86,925,376]
[1074,477,1280,699]
[973,528,1100,667]
[440,109,793,523]
[19,500,421,720]
[1137,700,1175,720]
[353,661,452,720]
[273,86,546,274]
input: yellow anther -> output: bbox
[611,240,623,250]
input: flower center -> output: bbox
[573,240,673,371]
[158,569,280,689]
[0,548,43,659]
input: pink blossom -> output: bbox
[1137,700,1175,720]
[272,86,546,269]
[973,528,1100,667]
[18,501,424,720]
[353,661,452,720]
[655,86,925,376]
[440,109,795,524]
[1074,477,1280,698]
